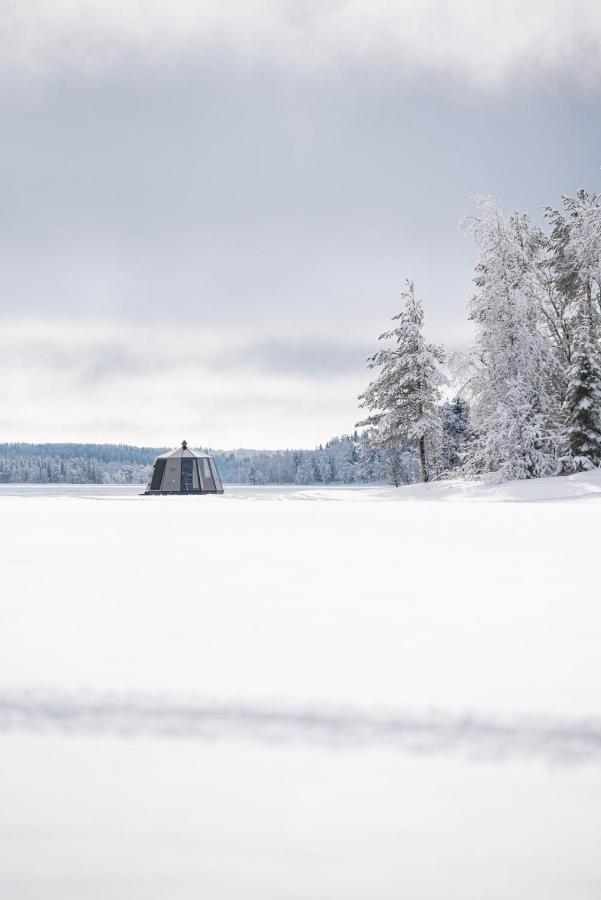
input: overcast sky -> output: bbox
[2,0,601,448]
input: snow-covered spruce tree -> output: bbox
[564,310,601,470]
[440,396,471,472]
[357,281,446,483]
[462,198,563,481]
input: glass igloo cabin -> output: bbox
[145,441,224,494]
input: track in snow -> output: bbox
[2,691,601,767]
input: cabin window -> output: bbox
[198,458,216,491]
[162,462,180,491]
[180,459,200,491]
[150,459,166,491]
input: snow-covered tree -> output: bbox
[564,313,601,470]
[462,198,562,481]
[294,456,315,485]
[543,191,601,370]
[357,281,446,483]
[533,247,574,422]
[561,190,601,325]
[440,397,471,472]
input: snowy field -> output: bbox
[2,475,601,899]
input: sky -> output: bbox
[2,0,601,448]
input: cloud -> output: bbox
[2,1,601,85]
[0,318,368,446]
[238,338,373,376]
[2,3,600,447]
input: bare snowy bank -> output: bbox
[2,473,601,898]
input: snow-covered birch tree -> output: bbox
[462,198,562,481]
[562,190,601,326]
[357,281,446,483]
[544,191,601,366]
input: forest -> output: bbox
[0,434,420,486]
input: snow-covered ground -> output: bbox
[2,473,601,899]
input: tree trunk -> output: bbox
[585,279,596,339]
[419,436,429,483]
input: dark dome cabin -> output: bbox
[145,441,224,495]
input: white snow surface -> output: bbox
[1,473,601,899]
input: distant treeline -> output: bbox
[0,443,164,485]
[0,434,422,486]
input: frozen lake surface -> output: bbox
[2,474,601,898]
